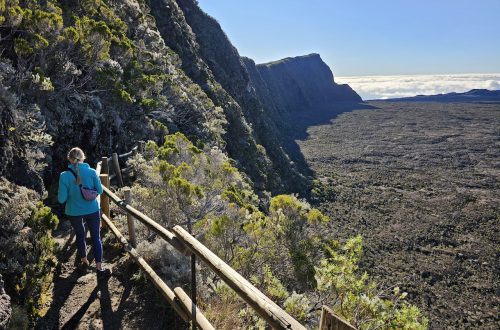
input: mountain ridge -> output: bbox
[150,0,361,194]
[378,88,500,102]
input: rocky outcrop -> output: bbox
[150,0,309,193]
[0,275,11,329]
[248,53,361,114]
[0,75,45,193]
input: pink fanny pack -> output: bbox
[80,186,98,201]
[68,168,98,201]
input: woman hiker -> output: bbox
[58,147,112,279]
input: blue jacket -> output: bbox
[58,163,103,216]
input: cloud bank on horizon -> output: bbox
[336,74,500,100]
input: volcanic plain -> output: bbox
[294,101,499,329]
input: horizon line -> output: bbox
[336,72,500,78]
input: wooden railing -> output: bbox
[95,143,353,330]
[96,141,145,187]
[319,306,356,330]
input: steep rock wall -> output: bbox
[150,0,360,194]
[0,0,361,197]
[250,53,361,114]
[149,0,308,193]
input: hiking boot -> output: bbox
[96,267,112,280]
[77,261,90,275]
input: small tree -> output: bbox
[315,237,428,329]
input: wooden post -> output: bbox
[188,219,197,330]
[123,187,136,248]
[100,174,110,227]
[95,162,102,176]
[101,157,109,175]
[112,153,124,187]
[172,225,306,330]
[138,140,145,153]
[101,214,190,322]
[319,306,357,330]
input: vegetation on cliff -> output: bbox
[0,179,59,326]
[124,132,427,329]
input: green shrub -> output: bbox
[315,237,428,329]
[0,180,59,326]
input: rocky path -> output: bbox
[39,221,184,329]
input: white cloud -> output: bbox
[335,73,500,100]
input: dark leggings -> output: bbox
[68,210,103,263]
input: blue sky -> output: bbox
[197,0,500,77]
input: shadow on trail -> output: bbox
[278,101,379,178]
[39,266,81,329]
[60,285,99,330]
[97,277,115,329]
[59,276,118,329]
[38,226,77,329]
[38,223,98,329]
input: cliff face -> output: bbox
[247,53,361,114]
[0,275,11,328]
[150,1,360,194]
[0,0,360,196]
[148,0,282,192]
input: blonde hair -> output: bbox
[67,147,85,163]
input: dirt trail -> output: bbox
[39,221,185,329]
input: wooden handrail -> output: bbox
[320,306,357,330]
[173,225,306,330]
[119,146,138,159]
[173,287,215,330]
[101,185,188,254]
[97,144,307,329]
[101,213,190,322]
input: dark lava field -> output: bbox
[295,101,499,329]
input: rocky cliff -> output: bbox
[246,53,361,114]
[150,1,360,193]
[0,0,359,196]
[0,275,11,329]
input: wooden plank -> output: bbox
[118,146,137,159]
[319,306,356,330]
[173,287,215,330]
[101,185,188,254]
[101,214,189,322]
[172,226,306,330]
